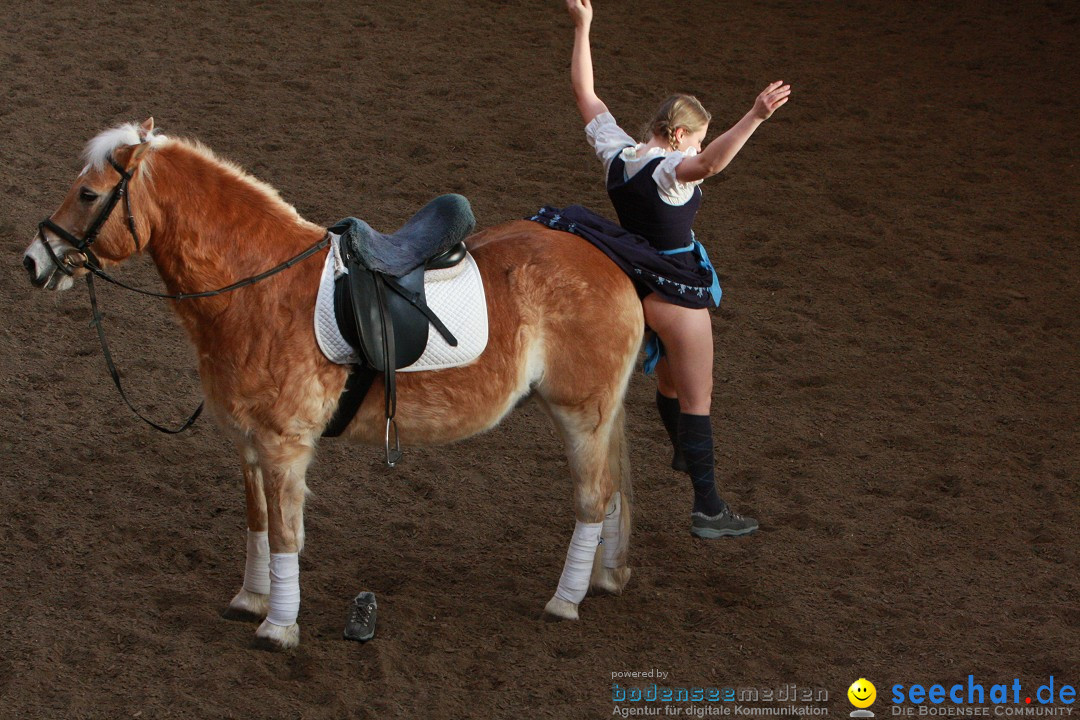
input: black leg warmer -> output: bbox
[656,391,688,472]
[678,412,726,517]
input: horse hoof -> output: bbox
[590,566,632,595]
[543,596,579,622]
[254,619,300,651]
[223,588,269,622]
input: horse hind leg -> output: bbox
[541,400,621,621]
[225,438,271,621]
[590,404,633,596]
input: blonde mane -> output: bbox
[81,122,168,175]
[82,121,306,223]
[172,138,305,222]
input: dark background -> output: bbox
[1,1,1076,718]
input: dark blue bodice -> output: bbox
[606,153,702,252]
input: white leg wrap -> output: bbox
[266,552,301,627]
[243,530,271,595]
[601,492,622,569]
[555,521,603,604]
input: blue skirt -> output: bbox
[528,205,721,310]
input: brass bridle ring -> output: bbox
[62,248,88,269]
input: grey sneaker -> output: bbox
[344,591,377,642]
[691,507,759,538]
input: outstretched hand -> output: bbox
[566,0,593,28]
[753,81,791,120]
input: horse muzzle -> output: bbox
[23,234,79,291]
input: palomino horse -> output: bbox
[23,119,642,650]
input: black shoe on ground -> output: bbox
[691,507,759,538]
[344,591,377,642]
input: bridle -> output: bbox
[37,153,329,433]
[38,155,140,277]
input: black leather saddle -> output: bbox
[322,195,477,463]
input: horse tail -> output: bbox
[607,402,633,568]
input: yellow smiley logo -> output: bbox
[848,678,877,708]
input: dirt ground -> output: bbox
[1,1,1077,718]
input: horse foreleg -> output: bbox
[542,402,618,621]
[251,435,313,651]
[226,440,271,621]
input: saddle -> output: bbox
[322,194,476,463]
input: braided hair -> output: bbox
[643,94,712,150]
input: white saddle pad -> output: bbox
[314,233,489,371]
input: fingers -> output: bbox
[759,83,791,115]
[761,95,789,119]
[753,82,791,119]
[566,0,591,19]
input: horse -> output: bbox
[22,119,643,650]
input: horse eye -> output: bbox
[79,188,99,203]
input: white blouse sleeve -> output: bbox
[652,150,703,206]
[585,112,637,175]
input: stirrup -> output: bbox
[384,417,402,467]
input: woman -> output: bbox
[560,0,790,538]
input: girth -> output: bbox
[322,195,476,465]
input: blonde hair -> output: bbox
[643,94,712,150]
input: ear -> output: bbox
[138,117,155,141]
[111,141,152,174]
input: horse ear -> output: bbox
[138,117,155,140]
[112,141,153,173]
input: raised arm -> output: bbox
[566,0,608,125]
[676,81,791,183]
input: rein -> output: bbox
[82,236,329,300]
[40,153,330,434]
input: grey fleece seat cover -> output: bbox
[329,194,476,278]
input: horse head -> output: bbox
[23,117,162,290]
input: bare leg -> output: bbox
[648,297,712,476]
[642,296,713,414]
[643,295,757,535]
[655,356,678,398]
